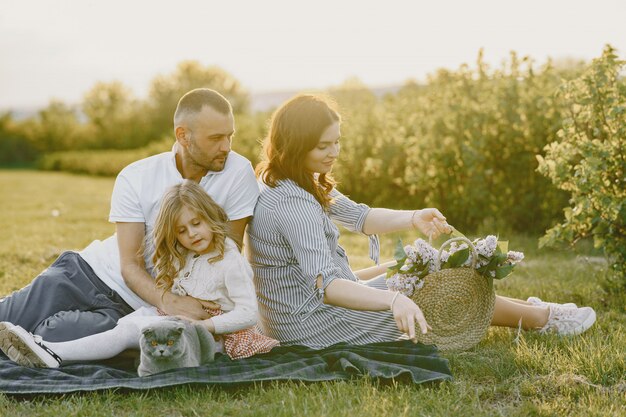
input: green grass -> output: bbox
[0,170,624,417]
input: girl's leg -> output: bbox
[46,321,141,363]
[491,295,549,330]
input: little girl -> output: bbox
[0,180,279,368]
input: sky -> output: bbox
[1,0,625,110]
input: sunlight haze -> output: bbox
[1,0,624,109]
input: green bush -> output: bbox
[537,45,626,282]
[25,51,620,242]
[37,138,173,176]
[36,108,269,177]
[333,52,577,233]
[0,113,38,165]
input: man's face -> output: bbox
[182,105,235,173]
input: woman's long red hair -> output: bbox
[256,94,340,209]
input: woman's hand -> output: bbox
[412,208,452,239]
[391,293,431,343]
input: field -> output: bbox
[0,170,624,416]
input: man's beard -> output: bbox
[204,153,228,172]
[187,140,228,172]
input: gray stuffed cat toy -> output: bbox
[137,318,216,377]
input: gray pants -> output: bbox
[0,251,133,342]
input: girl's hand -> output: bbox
[175,314,199,324]
[175,315,216,333]
[412,209,452,239]
[391,293,432,343]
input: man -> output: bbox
[0,88,259,343]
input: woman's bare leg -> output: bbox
[491,295,549,329]
[499,295,533,305]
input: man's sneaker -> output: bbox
[0,322,17,360]
[0,322,61,368]
[539,305,596,336]
[527,296,577,309]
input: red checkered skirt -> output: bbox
[205,308,280,359]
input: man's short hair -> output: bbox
[174,88,232,127]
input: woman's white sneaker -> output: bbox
[527,296,577,309]
[539,305,596,336]
[0,323,61,368]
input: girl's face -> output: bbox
[174,206,215,255]
[303,122,341,174]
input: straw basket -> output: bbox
[412,237,495,351]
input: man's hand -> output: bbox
[159,292,219,320]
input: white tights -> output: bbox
[44,321,141,363]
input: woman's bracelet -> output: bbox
[390,291,400,311]
[410,210,420,229]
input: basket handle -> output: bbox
[434,236,478,269]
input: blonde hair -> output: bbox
[151,180,235,294]
[256,94,340,209]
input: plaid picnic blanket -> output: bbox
[0,341,452,394]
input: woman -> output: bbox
[246,94,596,349]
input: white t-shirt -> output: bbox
[78,149,259,310]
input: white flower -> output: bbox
[386,274,419,296]
[439,249,451,264]
[386,275,402,292]
[448,242,468,255]
[507,251,524,264]
[404,245,417,262]
[485,235,497,252]
[413,239,437,265]
[424,259,436,273]
[475,235,497,258]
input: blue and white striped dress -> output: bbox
[247,179,403,349]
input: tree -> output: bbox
[537,45,626,283]
[27,100,83,152]
[81,81,152,149]
[146,61,249,140]
[82,81,135,129]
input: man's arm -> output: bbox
[116,222,213,319]
[229,217,250,248]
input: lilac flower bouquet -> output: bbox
[386,234,524,297]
